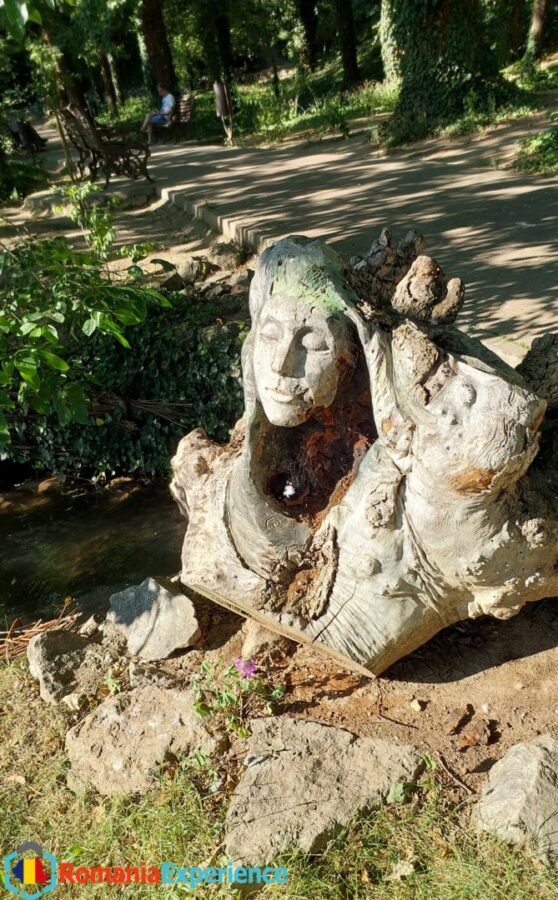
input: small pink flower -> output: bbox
[235,658,257,678]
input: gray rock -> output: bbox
[27,630,123,704]
[241,619,293,660]
[107,577,201,660]
[209,241,243,270]
[225,717,424,866]
[178,255,216,284]
[475,734,558,864]
[66,685,222,795]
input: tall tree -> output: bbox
[193,0,234,83]
[211,0,234,81]
[383,0,505,144]
[525,0,548,59]
[333,0,361,86]
[298,0,318,70]
[138,0,176,89]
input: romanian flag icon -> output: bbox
[12,857,49,885]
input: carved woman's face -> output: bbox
[253,293,353,427]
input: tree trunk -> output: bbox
[138,0,177,91]
[135,20,157,97]
[379,0,400,81]
[384,0,504,144]
[525,0,548,59]
[99,53,118,115]
[212,1,234,82]
[297,0,318,71]
[333,0,361,86]
[107,53,122,107]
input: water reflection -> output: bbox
[0,479,184,624]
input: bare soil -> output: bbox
[126,591,558,796]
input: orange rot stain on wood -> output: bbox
[448,467,494,494]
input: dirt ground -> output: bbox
[115,590,558,797]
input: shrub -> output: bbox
[514,122,558,175]
[8,296,246,479]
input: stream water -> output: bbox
[0,478,184,625]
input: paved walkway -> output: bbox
[150,114,558,361]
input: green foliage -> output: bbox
[514,120,558,174]
[60,182,118,259]
[0,233,171,449]
[191,658,286,739]
[7,294,245,477]
[0,152,46,202]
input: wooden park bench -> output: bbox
[154,93,194,142]
[59,107,152,187]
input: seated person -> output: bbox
[141,84,175,143]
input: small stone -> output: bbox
[481,703,491,715]
[107,577,201,660]
[208,241,243,270]
[457,718,491,751]
[410,698,425,713]
[474,734,558,864]
[447,704,474,734]
[79,615,101,638]
[62,692,82,710]
[514,682,525,691]
[225,717,424,867]
[177,255,215,284]
[66,685,222,796]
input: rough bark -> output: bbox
[171,231,558,677]
[99,53,118,115]
[333,0,361,86]
[525,0,548,59]
[212,1,234,82]
[138,0,177,90]
[298,0,319,71]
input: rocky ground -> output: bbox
[21,572,558,873]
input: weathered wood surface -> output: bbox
[171,231,558,675]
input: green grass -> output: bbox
[514,121,558,175]
[1,660,557,898]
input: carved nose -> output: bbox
[272,341,299,377]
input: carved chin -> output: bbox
[260,396,312,427]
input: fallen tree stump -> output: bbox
[171,230,558,675]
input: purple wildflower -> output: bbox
[234,658,257,679]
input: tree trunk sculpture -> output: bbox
[171,232,558,676]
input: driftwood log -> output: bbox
[171,231,558,675]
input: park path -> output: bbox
[149,114,558,362]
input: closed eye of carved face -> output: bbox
[253,294,353,426]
